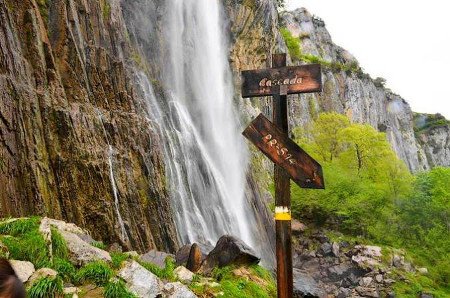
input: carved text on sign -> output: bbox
[263,134,297,165]
[259,75,303,87]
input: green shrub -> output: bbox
[27,276,63,298]
[75,261,113,286]
[104,279,137,298]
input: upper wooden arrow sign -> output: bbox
[243,113,324,189]
[241,64,322,98]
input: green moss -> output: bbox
[28,276,63,298]
[414,113,450,134]
[102,0,111,20]
[75,261,113,286]
[36,0,50,26]
[104,279,137,298]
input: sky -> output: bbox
[285,0,450,119]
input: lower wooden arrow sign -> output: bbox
[243,113,324,189]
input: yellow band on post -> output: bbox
[275,212,291,221]
[275,206,291,221]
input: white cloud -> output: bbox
[285,0,450,118]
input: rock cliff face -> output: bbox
[0,0,178,252]
[225,3,449,172]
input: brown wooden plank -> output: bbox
[242,113,324,189]
[241,64,322,98]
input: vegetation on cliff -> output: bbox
[289,113,450,296]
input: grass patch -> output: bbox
[27,276,63,298]
[104,279,137,298]
[138,257,176,281]
[0,217,40,236]
[50,227,68,260]
[52,258,76,283]
[211,266,276,298]
[91,241,107,250]
[2,231,50,268]
[111,252,129,269]
[75,261,113,286]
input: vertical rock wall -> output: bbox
[0,0,178,253]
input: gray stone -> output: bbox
[375,274,383,283]
[332,242,340,257]
[162,282,197,298]
[392,254,404,268]
[118,260,163,298]
[293,269,326,298]
[319,242,332,256]
[140,250,174,269]
[27,268,58,286]
[356,286,379,298]
[10,260,35,283]
[291,219,307,235]
[418,267,428,275]
[337,287,352,298]
[174,266,194,284]
[359,276,373,287]
[420,293,433,298]
[60,230,111,266]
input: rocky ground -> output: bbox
[290,220,433,298]
[0,217,274,298]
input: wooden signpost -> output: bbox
[241,54,324,298]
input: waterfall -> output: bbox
[127,0,275,264]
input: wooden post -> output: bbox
[272,53,293,298]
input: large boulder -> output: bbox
[118,260,163,298]
[199,235,260,274]
[162,282,197,298]
[140,250,174,269]
[10,260,35,283]
[293,269,326,298]
[186,244,203,272]
[59,230,111,266]
[175,243,210,267]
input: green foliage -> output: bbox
[291,112,449,294]
[280,28,302,61]
[27,276,63,298]
[75,261,113,286]
[111,252,129,269]
[104,279,137,298]
[138,257,176,281]
[50,227,68,260]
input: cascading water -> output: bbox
[127,0,274,264]
[97,111,129,245]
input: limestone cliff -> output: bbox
[225,3,449,172]
[0,0,178,252]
